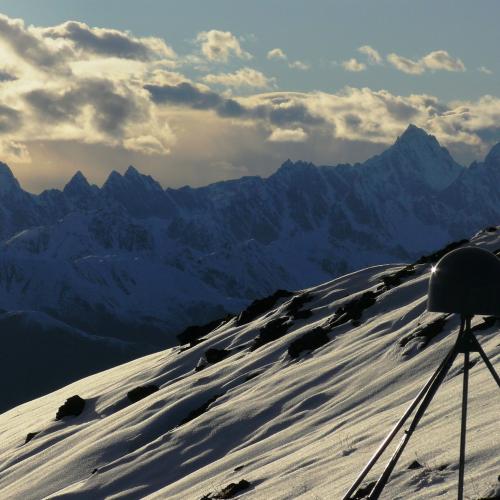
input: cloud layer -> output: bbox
[0,12,497,192]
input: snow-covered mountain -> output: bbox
[0,227,498,499]
[1,125,500,341]
[1,124,500,410]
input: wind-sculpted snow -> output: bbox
[0,228,498,499]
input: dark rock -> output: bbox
[288,327,330,359]
[25,432,39,444]
[177,315,232,346]
[205,348,230,364]
[400,316,448,350]
[236,289,293,325]
[127,384,159,403]
[293,309,313,320]
[250,316,290,351]
[286,293,313,319]
[55,395,86,420]
[352,481,376,499]
[214,479,251,499]
[485,226,497,233]
[471,316,498,332]
[233,465,245,472]
[91,468,99,475]
[414,239,469,265]
[179,394,222,426]
[379,265,416,290]
[408,460,423,470]
[328,291,379,329]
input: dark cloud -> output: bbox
[145,82,324,126]
[42,21,173,60]
[384,100,418,121]
[0,104,22,133]
[25,79,145,136]
[0,14,68,71]
[0,69,17,82]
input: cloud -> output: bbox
[387,50,465,74]
[202,67,275,89]
[288,60,310,70]
[0,13,70,72]
[478,66,493,75]
[386,53,424,75]
[40,21,176,60]
[268,127,308,142]
[0,68,17,82]
[196,30,251,62]
[420,50,465,72]
[0,104,22,133]
[358,45,382,65]
[342,58,367,72]
[267,48,287,60]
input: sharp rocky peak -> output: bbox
[484,142,500,166]
[0,161,22,194]
[64,171,91,193]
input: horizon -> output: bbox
[1,123,499,194]
[0,2,499,192]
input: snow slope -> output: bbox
[0,228,498,499]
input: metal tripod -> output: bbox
[343,315,500,500]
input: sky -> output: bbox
[0,0,499,192]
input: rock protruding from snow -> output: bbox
[55,395,86,420]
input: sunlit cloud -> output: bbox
[268,127,308,142]
[478,66,493,75]
[288,60,310,70]
[267,47,287,60]
[202,67,275,89]
[387,50,465,74]
[195,30,252,62]
[358,45,382,65]
[342,58,367,72]
[39,20,176,60]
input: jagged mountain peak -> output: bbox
[484,142,500,166]
[0,161,21,194]
[63,170,91,193]
[367,124,462,190]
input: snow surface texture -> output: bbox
[0,228,498,499]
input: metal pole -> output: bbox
[457,317,470,500]
[470,334,500,388]
[368,321,464,499]
[341,330,460,500]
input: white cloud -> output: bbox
[420,50,465,72]
[196,30,251,62]
[386,53,424,74]
[202,67,275,89]
[387,50,465,75]
[288,60,310,70]
[358,45,382,65]
[342,58,367,72]
[478,66,493,75]
[268,127,308,142]
[267,48,287,60]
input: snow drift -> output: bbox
[0,227,498,499]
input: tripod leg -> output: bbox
[458,343,470,500]
[470,334,500,388]
[341,335,459,500]
[368,332,462,500]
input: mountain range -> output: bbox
[1,124,500,410]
